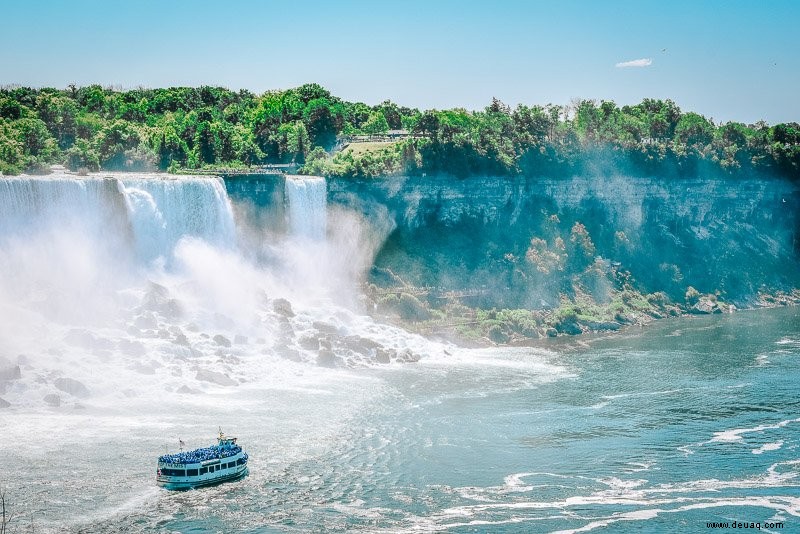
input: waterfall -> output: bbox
[0,173,236,263]
[121,177,236,262]
[284,175,327,240]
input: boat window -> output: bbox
[187,469,198,476]
[160,468,185,477]
[200,467,208,475]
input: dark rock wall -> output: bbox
[222,173,800,308]
[328,175,800,307]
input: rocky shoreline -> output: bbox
[367,284,800,347]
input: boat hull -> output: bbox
[157,466,248,490]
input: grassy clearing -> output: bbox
[342,141,398,157]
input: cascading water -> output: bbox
[0,173,236,264]
[0,171,441,407]
[121,177,236,262]
[284,175,327,240]
[0,175,132,242]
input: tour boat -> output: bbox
[157,430,249,490]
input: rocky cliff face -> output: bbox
[328,174,800,308]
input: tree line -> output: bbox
[0,83,797,179]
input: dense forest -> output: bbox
[0,83,798,179]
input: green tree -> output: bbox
[303,98,338,149]
[362,111,389,135]
[13,117,58,161]
[0,123,25,174]
[674,112,714,147]
[36,93,78,149]
[63,139,100,171]
[95,119,141,169]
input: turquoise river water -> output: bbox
[3,307,798,533]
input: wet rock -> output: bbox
[213,313,235,329]
[375,348,393,364]
[690,298,720,315]
[545,327,558,338]
[487,325,509,344]
[54,377,90,398]
[275,346,302,362]
[319,338,332,350]
[133,313,158,330]
[64,329,108,349]
[278,320,294,338]
[555,320,582,336]
[118,339,146,356]
[213,334,231,348]
[142,282,183,319]
[173,333,190,347]
[43,393,61,407]
[313,321,339,335]
[0,362,21,382]
[582,321,621,332]
[273,298,295,317]
[234,335,248,345]
[93,350,112,362]
[176,385,200,394]
[0,397,10,409]
[298,336,319,350]
[614,312,634,325]
[397,349,420,363]
[131,363,156,375]
[195,369,237,387]
[126,325,142,337]
[92,337,114,351]
[341,335,381,354]
[317,349,336,367]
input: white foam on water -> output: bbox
[601,388,686,401]
[708,417,800,443]
[753,441,785,455]
[398,458,800,533]
[503,472,536,492]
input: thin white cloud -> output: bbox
[615,58,652,68]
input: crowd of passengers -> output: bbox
[159,445,242,465]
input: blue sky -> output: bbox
[1,0,798,123]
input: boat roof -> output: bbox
[159,443,242,465]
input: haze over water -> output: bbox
[0,174,798,532]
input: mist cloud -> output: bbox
[615,58,652,68]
